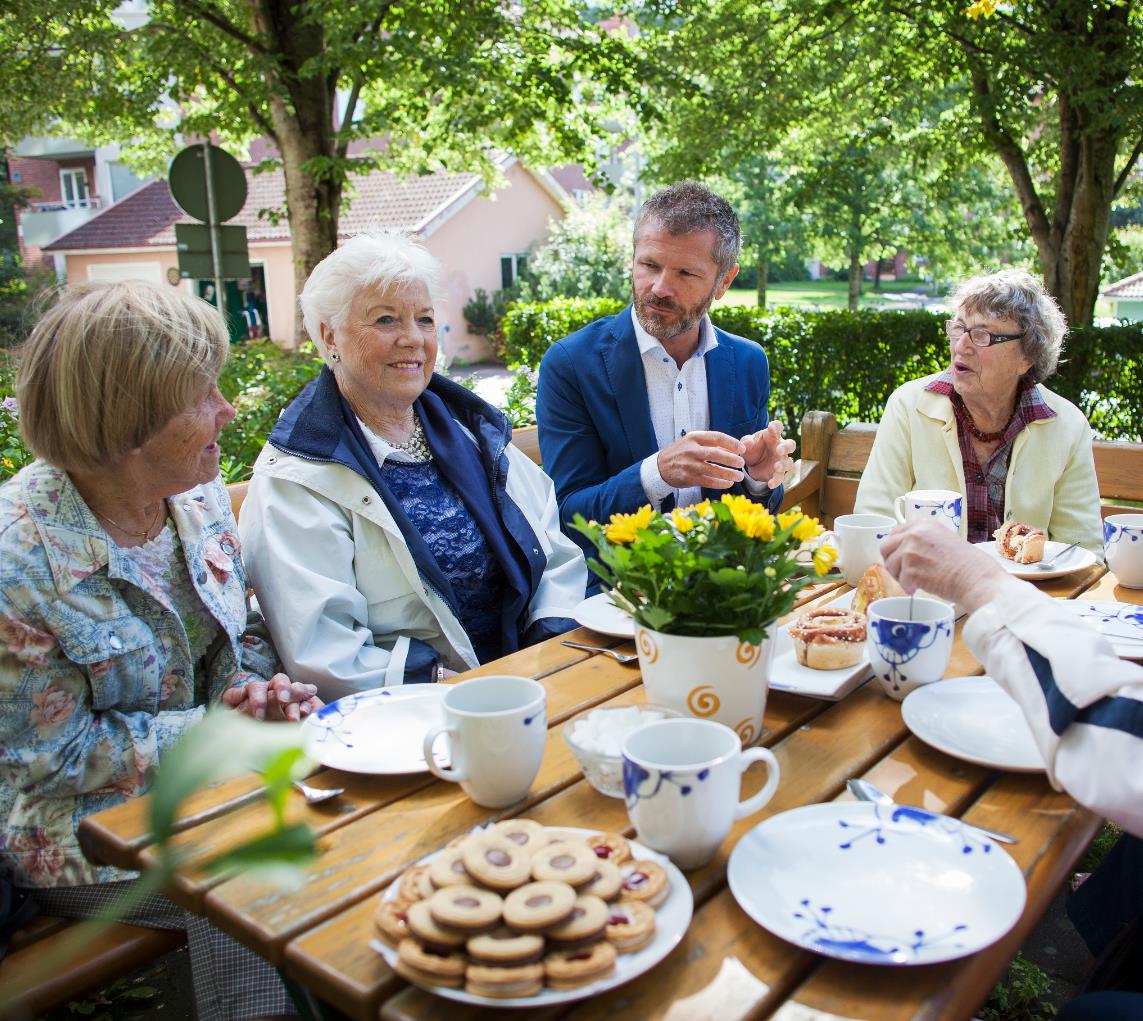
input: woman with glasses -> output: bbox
[855,268,1102,552]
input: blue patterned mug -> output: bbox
[893,489,963,532]
[622,718,780,869]
[1104,513,1143,590]
[867,596,954,701]
[423,676,546,807]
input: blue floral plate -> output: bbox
[1064,601,1143,659]
[727,802,1026,965]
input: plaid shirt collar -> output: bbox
[923,370,1057,426]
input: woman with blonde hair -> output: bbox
[0,280,315,1020]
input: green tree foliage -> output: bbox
[1,1,650,343]
[519,191,634,302]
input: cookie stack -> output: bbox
[374,819,669,999]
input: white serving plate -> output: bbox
[770,590,872,701]
[370,826,693,1008]
[573,592,635,639]
[972,540,1097,581]
[300,685,448,774]
[1062,600,1143,659]
[727,802,1026,965]
[901,676,1045,772]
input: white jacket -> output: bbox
[240,425,586,702]
[965,579,1143,838]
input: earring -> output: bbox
[329,350,340,362]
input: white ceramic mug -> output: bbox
[622,718,780,869]
[893,489,963,532]
[834,513,897,586]
[422,676,546,808]
[866,596,954,701]
[1104,513,1143,589]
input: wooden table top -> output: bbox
[79,566,1141,1021]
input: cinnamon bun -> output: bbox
[993,521,1045,564]
[788,607,867,670]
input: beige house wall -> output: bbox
[60,162,564,361]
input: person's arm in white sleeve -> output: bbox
[881,520,1143,839]
[239,473,434,701]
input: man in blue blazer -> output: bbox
[537,181,795,550]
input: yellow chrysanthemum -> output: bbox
[793,516,823,542]
[670,508,696,534]
[692,499,713,519]
[604,504,655,544]
[776,510,804,533]
[745,509,776,541]
[812,543,839,576]
[632,504,655,530]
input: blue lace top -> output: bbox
[380,459,507,663]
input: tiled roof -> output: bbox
[1102,270,1143,300]
[45,162,484,251]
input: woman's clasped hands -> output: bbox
[222,673,323,722]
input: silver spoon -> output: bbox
[292,779,345,805]
[561,640,638,664]
[847,778,1017,844]
[1032,540,1080,571]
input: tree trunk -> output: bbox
[756,256,768,310]
[873,256,883,292]
[249,0,342,347]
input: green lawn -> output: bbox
[715,278,944,312]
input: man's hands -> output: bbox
[222,673,323,722]
[656,431,747,490]
[743,422,796,490]
[880,520,1008,615]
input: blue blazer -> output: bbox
[537,305,783,549]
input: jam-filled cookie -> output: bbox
[604,899,657,953]
[466,927,546,966]
[585,832,631,866]
[428,846,473,889]
[544,894,609,947]
[394,937,467,989]
[462,835,533,890]
[579,860,622,902]
[396,863,434,902]
[619,860,669,908]
[427,884,503,933]
[489,818,546,856]
[403,899,468,952]
[465,961,545,999]
[373,897,414,946]
[502,881,577,931]
[543,940,618,990]
[530,842,599,887]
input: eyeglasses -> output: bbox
[944,319,1024,348]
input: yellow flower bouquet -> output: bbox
[573,495,836,646]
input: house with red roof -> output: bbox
[42,155,567,361]
[1101,270,1143,323]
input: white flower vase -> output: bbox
[634,626,778,747]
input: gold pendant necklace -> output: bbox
[93,502,164,542]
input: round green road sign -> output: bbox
[168,144,247,222]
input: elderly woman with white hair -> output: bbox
[855,268,1102,552]
[239,233,587,700]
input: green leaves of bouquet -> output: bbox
[574,495,837,645]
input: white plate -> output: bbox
[972,540,1097,580]
[300,686,448,774]
[573,592,635,639]
[727,802,1026,965]
[1063,601,1143,659]
[370,826,693,1008]
[770,591,873,701]
[901,676,1045,772]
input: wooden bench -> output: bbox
[0,915,186,1018]
[786,409,1143,527]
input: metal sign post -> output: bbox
[202,142,227,323]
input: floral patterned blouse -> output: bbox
[0,461,279,887]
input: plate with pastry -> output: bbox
[975,523,1097,580]
[573,593,635,639]
[369,822,692,1007]
[770,591,873,701]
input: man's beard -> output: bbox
[633,285,718,342]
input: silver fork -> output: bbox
[561,640,638,664]
[1032,540,1080,570]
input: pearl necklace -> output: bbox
[390,415,432,462]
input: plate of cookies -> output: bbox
[770,591,874,701]
[371,819,692,1006]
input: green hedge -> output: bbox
[500,299,1143,443]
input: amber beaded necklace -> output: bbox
[951,391,1016,443]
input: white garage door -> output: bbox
[86,261,163,285]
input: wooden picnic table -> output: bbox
[78,565,1140,1021]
